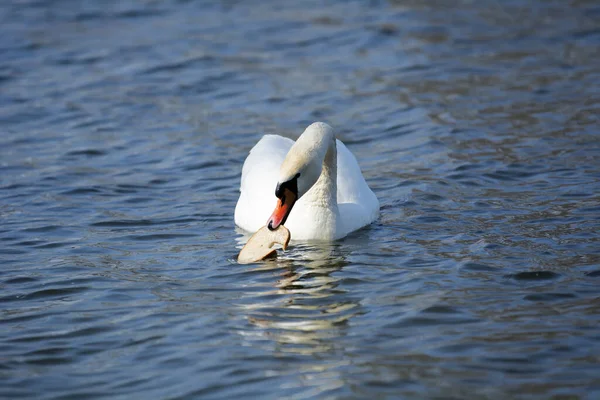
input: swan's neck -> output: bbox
[300,139,339,237]
[320,139,337,206]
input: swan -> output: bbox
[235,122,379,241]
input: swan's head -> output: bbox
[267,122,335,230]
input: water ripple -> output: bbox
[0,0,599,398]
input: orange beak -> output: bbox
[267,187,297,230]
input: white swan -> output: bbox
[235,122,379,241]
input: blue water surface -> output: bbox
[1,0,600,398]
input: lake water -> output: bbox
[1,0,600,398]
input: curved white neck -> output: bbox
[299,139,339,237]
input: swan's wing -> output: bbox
[336,139,380,235]
[235,135,294,232]
[336,139,375,204]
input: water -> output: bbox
[1,0,599,398]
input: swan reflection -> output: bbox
[235,241,362,356]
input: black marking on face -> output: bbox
[275,173,300,199]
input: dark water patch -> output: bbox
[481,357,544,374]
[380,199,412,210]
[61,187,104,195]
[339,277,370,286]
[15,239,47,246]
[0,311,50,325]
[446,173,479,183]
[386,315,480,329]
[0,183,27,190]
[572,28,600,40]
[124,335,165,349]
[114,187,141,195]
[3,276,38,284]
[24,356,73,366]
[70,118,115,130]
[411,215,448,224]
[269,29,357,51]
[20,286,88,302]
[62,326,115,339]
[33,241,79,249]
[214,90,248,100]
[454,163,483,172]
[21,225,63,233]
[142,55,215,75]
[148,178,169,185]
[183,161,223,171]
[404,258,442,268]
[437,342,481,355]
[483,170,533,182]
[116,8,169,19]
[0,109,50,126]
[8,326,114,343]
[415,193,445,202]
[54,53,107,66]
[508,271,561,281]
[0,73,15,84]
[374,23,399,37]
[561,192,594,198]
[25,347,71,357]
[0,247,28,254]
[461,262,499,272]
[421,305,461,314]
[73,8,167,22]
[65,149,107,157]
[524,292,577,302]
[116,183,155,191]
[123,197,153,204]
